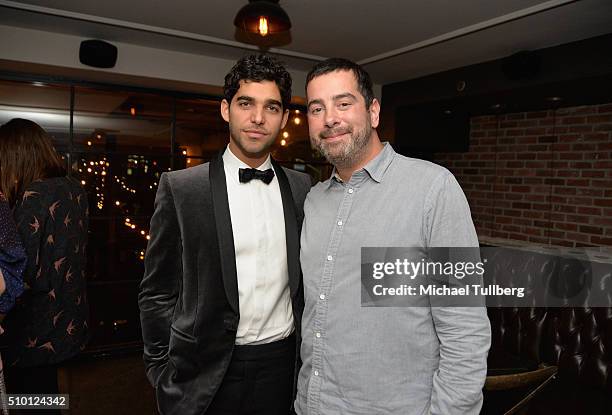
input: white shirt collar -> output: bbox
[223,145,273,174]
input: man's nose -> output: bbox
[324,107,340,128]
[250,106,265,125]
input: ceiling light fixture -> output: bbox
[234,0,292,37]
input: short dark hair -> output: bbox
[224,54,292,109]
[306,58,375,108]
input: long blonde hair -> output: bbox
[0,118,66,207]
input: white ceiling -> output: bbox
[1,0,612,85]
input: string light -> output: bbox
[77,154,163,261]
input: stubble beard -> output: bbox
[229,123,274,161]
[313,120,372,170]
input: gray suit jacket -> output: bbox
[139,153,311,415]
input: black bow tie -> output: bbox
[239,168,275,184]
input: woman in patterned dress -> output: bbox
[0,118,89,411]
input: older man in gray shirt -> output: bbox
[296,58,491,415]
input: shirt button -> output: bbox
[327,255,333,261]
[337,220,343,226]
[319,294,326,300]
[314,370,319,376]
[348,188,354,194]
[315,332,321,338]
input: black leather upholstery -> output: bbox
[484,247,612,414]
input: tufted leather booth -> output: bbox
[483,246,612,414]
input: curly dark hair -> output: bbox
[306,58,375,109]
[223,54,292,109]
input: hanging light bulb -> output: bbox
[258,16,269,36]
[234,0,292,37]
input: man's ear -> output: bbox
[369,98,380,129]
[280,109,289,129]
[220,99,230,122]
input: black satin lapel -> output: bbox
[272,160,300,299]
[210,155,239,316]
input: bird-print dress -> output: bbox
[2,177,90,368]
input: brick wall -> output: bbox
[433,103,612,248]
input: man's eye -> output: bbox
[238,101,250,108]
[267,105,280,112]
[310,107,322,115]
[339,102,351,108]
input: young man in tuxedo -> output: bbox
[139,54,311,415]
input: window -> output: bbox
[0,75,326,349]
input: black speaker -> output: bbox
[79,40,117,68]
[501,51,541,81]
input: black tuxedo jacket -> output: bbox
[138,153,312,415]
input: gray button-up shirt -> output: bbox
[296,143,491,415]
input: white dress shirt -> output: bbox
[223,146,294,345]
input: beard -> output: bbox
[312,119,372,170]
